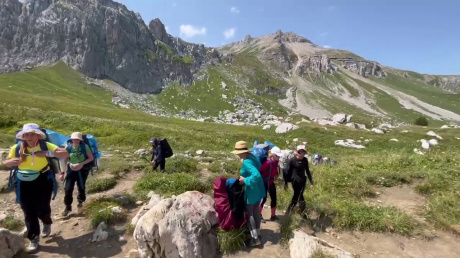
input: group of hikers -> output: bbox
[231,140,314,247]
[3,123,315,252]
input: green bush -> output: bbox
[83,199,126,228]
[86,177,117,194]
[217,228,249,255]
[0,213,24,232]
[134,172,210,198]
[166,156,199,173]
[414,116,428,126]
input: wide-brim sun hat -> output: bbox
[270,147,282,157]
[16,123,46,140]
[231,141,250,154]
[70,132,83,141]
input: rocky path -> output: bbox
[0,170,143,258]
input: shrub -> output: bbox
[217,228,249,255]
[83,199,126,228]
[0,213,24,232]
[415,116,428,126]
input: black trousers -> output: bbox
[260,183,277,209]
[287,180,306,213]
[19,171,53,240]
[153,160,165,171]
[64,168,90,208]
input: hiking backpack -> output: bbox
[8,129,59,202]
[159,138,173,158]
[65,134,101,173]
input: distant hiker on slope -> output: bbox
[4,123,69,253]
[150,137,165,172]
[60,132,94,217]
[259,147,282,222]
[285,145,314,215]
[231,141,266,247]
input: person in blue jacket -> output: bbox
[232,141,266,247]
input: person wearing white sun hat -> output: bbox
[5,123,69,253]
[60,132,94,217]
[259,146,282,222]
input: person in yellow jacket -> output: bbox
[5,123,69,253]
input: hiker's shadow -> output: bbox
[14,229,127,258]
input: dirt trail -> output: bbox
[317,184,459,258]
[0,170,144,258]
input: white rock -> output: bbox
[345,123,356,129]
[132,192,163,226]
[135,149,148,156]
[332,113,348,124]
[402,130,409,133]
[289,230,354,258]
[389,139,399,142]
[196,150,205,156]
[356,123,367,130]
[379,123,393,129]
[91,222,108,242]
[428,139,438,146]
[275,123,299,134]
[440,125,450,129]
[0,228,24,258]
[456,137,460,140]
[420,139,430,150]
[221,94,227,99]
[346,115,353,123]
[262,124,271,130]
[316,119,339,126]
[413,148,424,155]
[335,140,365,149]
[221,82,227,90]
[119,236,126,242]
[427,131,443,139]
[111,206,122,213]
[371,128,385,134]
[293,138,299,142]
[134,191,218,258]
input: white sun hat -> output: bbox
[16,123,46,140]
[270,147,282,157]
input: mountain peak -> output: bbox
[273,30,314,45]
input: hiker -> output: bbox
[259,147,282,222]
[4,123,69,253]
[150,137,165,172]
[232,141,266,247]
[60,132,94,216]
[285,145,314,215]
[312,153,323,166]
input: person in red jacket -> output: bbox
[259,147,282,221]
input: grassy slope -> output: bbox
[1,63,459,236]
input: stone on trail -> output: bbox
[0,228,24,258]
[90,222,108,242]
[133,191,218,258]
[290,230,354,258]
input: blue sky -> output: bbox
[117,0,459,75]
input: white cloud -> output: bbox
[319,32,328,37]
[230,7,240,13]
[223,28,236,39]
[323,45,332,49]
[180,24,206,38]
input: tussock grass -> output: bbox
[217,227,249,255]
[310,248,335,258]
[134,172,210,198]
[83,198,127,228]
[86,177,117,194]
[0,213,24,232]
[279,214,302,246]
[166,156,199,173]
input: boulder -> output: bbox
[332,113,348,124]
[428,139,438,146]
[345,123,356,129]
[289,230,354,258]
[371,128,385,134]
[134,191,218,258]
[334,140,365,149]
[427,131,443,139]
[420,139,430,150]
[196,150,205,156]
[262,125,271,130]
[413,148,424,155]
[131,192,163,226]
[389,139,399,142]
[135,149,149,156]
[275,123,299,134]
[356,123,367,130]
[0,228,24,258]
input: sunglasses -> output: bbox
[298,150,306,154]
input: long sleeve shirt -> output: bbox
[287,157,313,185]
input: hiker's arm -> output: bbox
[305,161,314,185]
[243,164,261,188]
[82,146,94,165]
[53,148,70,158]
[4,147,20,167]
[285,159,294,185]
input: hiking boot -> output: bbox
[250,237,262,247]
[270,215,279,221]
[260,214,266,223]
[41,224,51,237]
[26,236,39,253]
[61,208,71,217]
[77,202,83,208]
